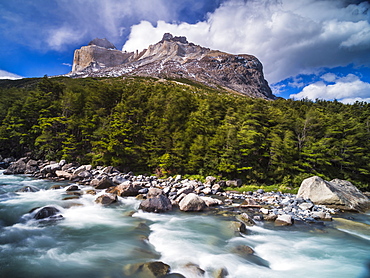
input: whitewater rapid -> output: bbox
[0,171,369,278]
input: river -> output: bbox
[0,170,369,278]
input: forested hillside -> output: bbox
[0,76,369,189]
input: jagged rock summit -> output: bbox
[69,33,275,99]
[88,38,117,49]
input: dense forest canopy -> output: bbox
[0,76,369,190]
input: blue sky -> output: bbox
[1,0,370,103]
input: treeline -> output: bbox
[0,76,369,189]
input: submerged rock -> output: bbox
[228,221,247,234]
[230,245,270,268]
[123,261,170,277]
[16,185,39,192]
[213,267,229,278]
[236,213,256,226]
[181,263,205,277]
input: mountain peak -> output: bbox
[69,33,275,99]
[160,33,188,44]
[88,38,116,49]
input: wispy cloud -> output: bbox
[0,69,23,80]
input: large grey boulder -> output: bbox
[3,157,28,174]
[297,176,370,212]
[91,176,113,189]
[179,193,206,212]
[25,159,39,174]
[113,181,143,197]
[139,188,172,213]
[95,194,117,205]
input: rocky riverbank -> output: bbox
[2,157,370,228]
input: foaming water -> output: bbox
[1,171,370,278]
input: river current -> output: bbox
[0,170,369,278]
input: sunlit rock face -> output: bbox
[70,33,275,99]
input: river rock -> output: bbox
[228,221,247,234]
[109,181,143,197]
[297,176,370,212]
[226,179,242,188]
[40,162,61,176]
[123,261,170,277]
[55,170,72,179]
[205,176,217,185]
[91,176,113,189]
[33,206,63,220]
[66,185,79,191]
[298,202,314,211]
[3,157,27,174]
[236,212,256,226]
[275,214,293,226]
[213,267,229,278]
[25,159,39,174]
[179,193,206,212]
[264,213,278,221]
[177,185,194,196]
[95,194,117,205]
[200,196,223,206]
[230,245,270,268]
[139,189,172,213]
[182,263,205,277]
[16,185,39,192]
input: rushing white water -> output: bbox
[0,170,369,278]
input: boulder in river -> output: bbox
[3,157,27,174]
[55,170,72,180]
[111,181,142,197]
[95,194,117,205]
[91,176,113,189]
[230,245,270,268]
[16,185,39,192]
[179,193,206,212]
[275,214,293,226]
[33,206,63,220]
[297,176,370,212]
[139,188,172,213]
[236,212,256,226]
[123,261,170,277]
[25,159,39,174]
[200,196,223,207]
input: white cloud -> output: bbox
[122,0,370,85]
[0,69,23,80]
[290,73,370,103]
[47,26,85,51]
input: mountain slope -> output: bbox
[68,33,275,99]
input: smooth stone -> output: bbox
[123,261,170,278]
[179,193,206,212]
[95,194,117,205]
[275,214,293,226]
[236,213,256,226]
[33,206,63,220]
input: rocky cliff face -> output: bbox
[69,34,275,99]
